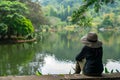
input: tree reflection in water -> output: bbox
[0,30,120,75]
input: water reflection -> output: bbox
[0,44,35,75]
[105,59,120,73]
[0,43,44,76]
[41,55,74,74]
[0,30,120,75]
[98,31,120,62]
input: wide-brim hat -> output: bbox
[81,32,102,48]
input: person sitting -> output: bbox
[75,32,103,76]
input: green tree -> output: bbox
[72,0,114,23]
[3,13,34,37]
[3,0,48,27]
[42,0,82,22]
[0,1,34,39]
[0,23,8,39]
[0,1,28,18]
[25,1,48,27]
[98,13,120,29]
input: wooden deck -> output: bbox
[0,73,120,80]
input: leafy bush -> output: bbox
[0,1,28,18]
[0,1,34,39]
[3,13,34,37]
[98,13,120,29]
[0,23,8,36]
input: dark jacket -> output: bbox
[76,46,103,75]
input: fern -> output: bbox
[110,69,114,73]
[116,69,119,73]
[105,67,120,73]
[105,67,109,73]
[36,70,42,76]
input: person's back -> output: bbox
[75,32,103,76]
[83,46,103,76]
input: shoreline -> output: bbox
[0,38,36,44]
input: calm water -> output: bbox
[0,30,120,76]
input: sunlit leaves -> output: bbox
[0,1,28,16]
[0,1,34,38]
[36,70,42,76]
[98,13,120,29]
[77,16,92,27]
[72,0,114,24]
[3,13,34,36]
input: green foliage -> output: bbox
[105,66,120,73]
[72,5,88,23]
[116,69,120,73]
[44,5,73,21]
[42,0,82,22]
[76,16,92,27]
[0,23,8,37]
[47,16,67,26]
[98,13,120,29]
[36,70,42,76]
[41,0,82,7]
[71,0,114,24]
[0,1,28,17]
[98,16,113,29]
[1,0,48,27]
[3,13,34,36]
[25,1,48,27]
[0,1,34,39]
[105,67,109,73]
[111,69,114,73]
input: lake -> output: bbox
[0,30,120,76]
